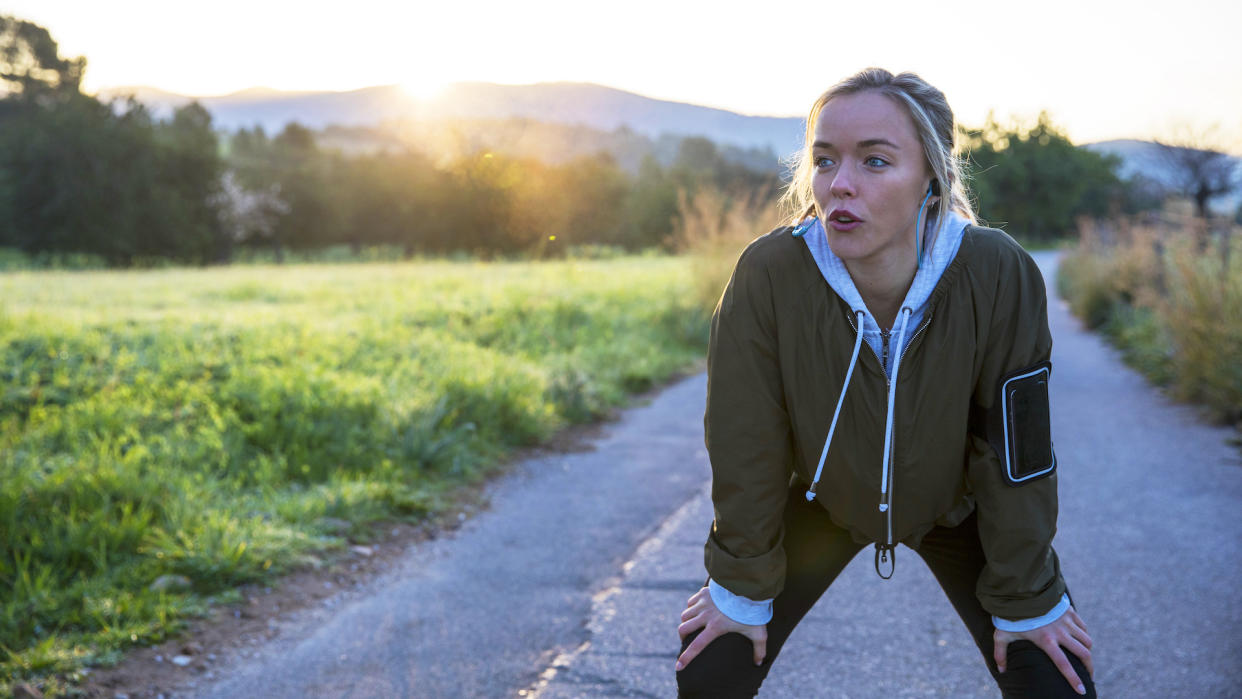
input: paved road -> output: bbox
[192,374,713,698]
[195,252,1242,698]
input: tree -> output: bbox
[215,170,289,255]
[340,150,442,254]
[625,155,679,248]
[0,15,84,100]
[0,15,90,253]
[267,123,345,258]
[962,112,1127,241]
[153,102,227,262]
[1155,135,1239,220]
[0,95,229,265]
[0,17,230,265]
[0,93,150,263]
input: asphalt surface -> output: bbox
[194,252,1242,698]
[192,373,713,699]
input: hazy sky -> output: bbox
[8,0,1242,150]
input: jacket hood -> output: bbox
[801,210,970,377]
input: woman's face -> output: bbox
[811,90,934,269]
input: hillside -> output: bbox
[1085,139,1241,214]
[97,81,805,156]
[95,82,1240,211]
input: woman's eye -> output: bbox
[813,156,835,168]
[865,156,889,167]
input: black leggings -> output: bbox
[677,484,1095,698]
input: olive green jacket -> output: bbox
[703,223,1066,621]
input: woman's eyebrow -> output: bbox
[811,138,901,149]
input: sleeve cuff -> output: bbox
[708,579,773,625]
[992,593,1071,632]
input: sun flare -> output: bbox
[400,77,448,102]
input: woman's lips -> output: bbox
[828,219,862,232]
[827,209,862,232]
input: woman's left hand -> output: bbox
[993,607,1093,694]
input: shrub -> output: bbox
[670,187,783,315]
[1058,213,1242,426]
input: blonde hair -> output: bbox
[780,68,976,241]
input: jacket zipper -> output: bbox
[845,308,935,580]
[845,311,934,383]
[898,311,934,367]
[880,328,891,375]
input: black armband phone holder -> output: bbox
[972,360,1057,486]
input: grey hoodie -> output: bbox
[801,211,969,377]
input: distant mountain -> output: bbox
[99,84,415,133]
[95,82,805,156]
[1084,139,1177,186]
[420,82,805,155]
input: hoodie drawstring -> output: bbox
[874,306,913,580]
[803,305,916,581]
[805,310,867,502]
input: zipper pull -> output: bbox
[873,543,896,580]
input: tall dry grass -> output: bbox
[1058,212,1242,426]
[671,188,785,314]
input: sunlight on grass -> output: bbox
[0,255,709,692]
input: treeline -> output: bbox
[1,15,1162,268]
[961,112,1155,240]
[0,18,778,266]
[221,124,776,261]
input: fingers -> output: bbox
[1068,613,1093,652]
[993,631,1009,674]
[676,623,722,671]
[749,630,767,666]
[1069,608,1089,634]
[675,621,768,672]
[1064,611,1094,676]
[1062,636,1094,679]
[684,586,707,609]
[675,585,769,672]
[1036,638,1086,695]
[677,608,708,640]
[679,588,712,626]
[679,597,706,623]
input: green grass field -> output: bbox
[0,256,709,690]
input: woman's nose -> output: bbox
[829,168,856,198]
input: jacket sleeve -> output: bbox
[967,243,1068,620]
[702,241,794,601]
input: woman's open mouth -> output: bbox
[828,209,863,232]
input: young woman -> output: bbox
[675,68,1095,698]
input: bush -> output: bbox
[670,187,783,315]
[1058,213,1242,426]
[1163,247,1242,422]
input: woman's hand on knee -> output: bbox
[993,607,1093,694]
[676,585,767,671]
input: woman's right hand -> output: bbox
[676,585,768,671]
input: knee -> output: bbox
[676,631,764,699]
[997,640,1096,699]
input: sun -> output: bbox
[400,77,448,102]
